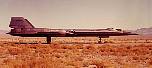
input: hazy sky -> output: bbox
[0,0,151,30]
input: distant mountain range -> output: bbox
[134,27,152,35]
[0,30,9,34]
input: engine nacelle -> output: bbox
[59,30,67,35]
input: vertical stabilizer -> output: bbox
[9,17,35,29]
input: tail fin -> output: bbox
[9,17,35,29]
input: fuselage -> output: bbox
[9,28,135,38]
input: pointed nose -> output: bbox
[126,32,138,35]
[122,31,138,35]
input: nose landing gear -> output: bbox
[98,36,102,44]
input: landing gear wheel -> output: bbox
[98,41,102,44]
[98,36,102,44]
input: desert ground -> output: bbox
[0,35,152,68]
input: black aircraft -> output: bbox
[7,17,138,44]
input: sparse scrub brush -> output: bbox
[8,47,23,55]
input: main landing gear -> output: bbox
[47,36,51,44]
